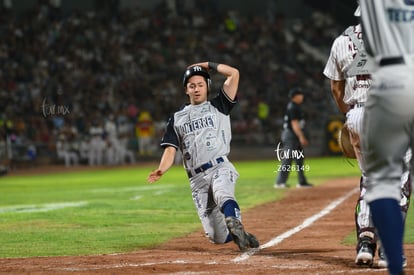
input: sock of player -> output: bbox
[222,200,240,219]
[222,200,241,243]
[224,233,233,243]
[369,198,404,274]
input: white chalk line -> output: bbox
[91,184,174,193]
[90,184,174,200]
[0,186,171,213]
[130,195,143,200]
[0,201,88,214]
[232,187,359,263]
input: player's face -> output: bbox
[293,94,304,104]
[185,75,208,105]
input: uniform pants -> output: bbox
[189,162,239,244]
[362,63,414,273]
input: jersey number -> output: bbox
[326,119,344,154]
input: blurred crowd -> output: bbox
[0,0,345,167]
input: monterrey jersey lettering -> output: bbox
[387,8,414,22]
[180,114,217,134]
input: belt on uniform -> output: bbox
[186,157,226,178]
[351,102,365,109]
[379,56,405,66]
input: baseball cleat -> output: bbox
[246,232,260,249]
[377,248,386,268]
[355,243,374,267]
[274,183,288,189]
[225,216,259,250]
[377,248,407,268]
[377,254,386,268]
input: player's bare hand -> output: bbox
[147,169,163,183]
[299,136,309,147]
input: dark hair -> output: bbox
[288,87,304,98]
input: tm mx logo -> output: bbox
[275,142,304,161]
[41,98,70,117]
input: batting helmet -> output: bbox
[288,87,304,98]
[183,65,211,89]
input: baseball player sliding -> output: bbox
[147,62,259,251]
[359,1,414,274]
[323,1,411,269]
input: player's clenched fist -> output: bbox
[147,169,163,183]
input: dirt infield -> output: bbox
[0,173,412,274]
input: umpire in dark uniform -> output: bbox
[274,87,312,188]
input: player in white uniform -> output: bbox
[323,2,411,268]
[88,120,105,166]
[147,62,259,251]
[104,114,122,165]
[56,134,79,167]
[359,1,414,274]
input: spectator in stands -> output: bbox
[88,119,105,166]
[78,135,90,164]
[0,1,345,164]
[118,136,136,165]
[104,114,122,165]
[136,110,155,157]
[56,133,79,167]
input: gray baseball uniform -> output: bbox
[161,89,239,243]
[360,0,414,203]
[151,63,259,251]
[359,0,414,273]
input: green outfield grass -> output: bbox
[0,156,410,258]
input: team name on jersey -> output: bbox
[180,114,217,134]
[353,82,371,90]
[387,8,414,22]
